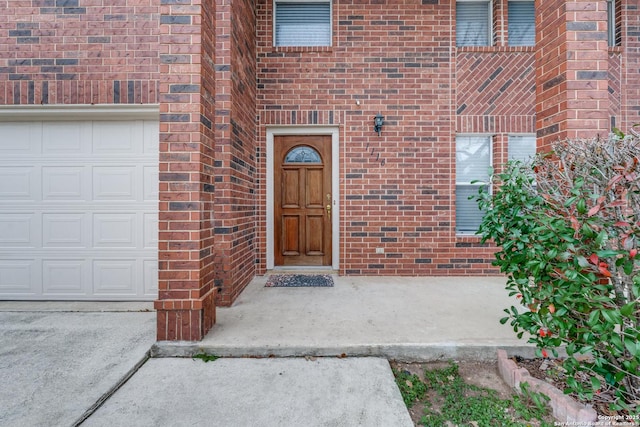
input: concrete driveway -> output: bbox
[0,304,155,427]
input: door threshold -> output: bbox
[269,267,337,275]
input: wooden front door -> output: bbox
[274,135,332,266]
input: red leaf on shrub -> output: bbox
[548,304,556,314]
[587,204,600,217]
[630,249,637,258]
[541,349,548,358]
[589,253,599,265]
[570,215,580,231]
[615,221,631,227]
[598,265,612,277]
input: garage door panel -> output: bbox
[0,213,37,247]
[93,260,136,295]
[42,166,86,201]
[143,166,158,201]
[0,118,158,301]
[143,121,158,154]
[42,122,91,155]
[42,259,87,295]
[92,122,140,155]
[0,122,41,155]
[93,213,136,248]
[42,213,86,248]
[143,213,158,248]
[143,259,158,296]
[92,166,137,201]
[0,260,37,293]
[0,167,36,200]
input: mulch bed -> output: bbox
[514,356,638,423]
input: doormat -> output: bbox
[265,274,334,288]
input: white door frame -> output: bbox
[266,126,340,270]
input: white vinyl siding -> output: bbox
[274,1,331,47]
[456,1,491,47]
[508,1,535,46]
[456,136,491,234]
[508,135,536,161]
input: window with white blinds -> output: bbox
[508,135,536,161]
[456,1,491,47]
[274,1,331,47]
[508,1,535,46]
[607,0,618,47]
[456,136,491,234]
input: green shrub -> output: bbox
[475,133,640,414]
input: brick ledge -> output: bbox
[497,349,600,426]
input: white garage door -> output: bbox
[0,116,158,300]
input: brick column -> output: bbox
[211,0,257,306]
[535,0,610,151]
[155,1,217,341]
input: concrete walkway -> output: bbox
[83,357,413,427]
[0,275,534,426]
[154,275,534,360]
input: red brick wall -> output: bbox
[212,0,258,306]
[155,0,218,340]
[535,0,610,150]
[255,0,540,275]
[456,49,536,134]
[258,0,535,275]
[0,0,159,104]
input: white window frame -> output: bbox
[273,0,333,47]
[456,0,493,47]
[507,0,535,47]
[455,135,492,235]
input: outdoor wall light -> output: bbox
[373,113,384,136]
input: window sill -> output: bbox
[456,46,535,54]
[273,46,333,54]
[456,233,482,239]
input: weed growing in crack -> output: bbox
[192,353,220,363]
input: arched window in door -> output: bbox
[284,146,322,163]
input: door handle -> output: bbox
[326,204,331,220]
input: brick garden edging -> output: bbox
[497,349,599,426]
